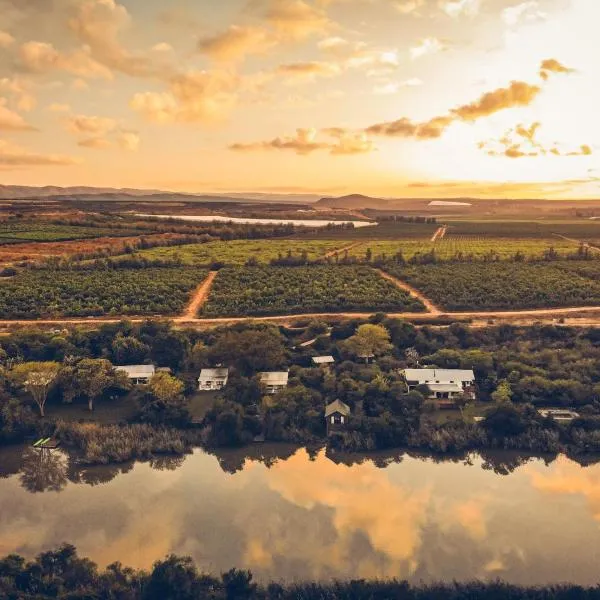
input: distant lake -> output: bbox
[1,445,600,584]
[135,213,375,228]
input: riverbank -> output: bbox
[2,544,599,600]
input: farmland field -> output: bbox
[201,265,425,316]
[347,238,581,261]
[113,239,353,265]
[0,224,135,244]
[445,220,600,240]
[0,266,207,318]
[384,261,600,311]
[292,221,437,240]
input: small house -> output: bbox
[401,368,476,401]
[198,368,230,391]
[312,356,335,368]
[325,399,351,431]
[538,408,580,423]
[115,364,155,385]
[259,371,289,394]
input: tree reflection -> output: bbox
[210,444,299,474]
[149,454,187,471]
[19,448,68,493]
[68,461,134,487]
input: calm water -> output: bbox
[1,445,599,584]
[135,213,375,228]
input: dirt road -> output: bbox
[431,226,447,243]
[377,269,442,314]
[552,233,600,253]
[322,242,363,259]
[175,271,218,321]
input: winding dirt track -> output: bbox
[377,269,442,314]
[175,271,218,321]
[552,233,600,253]
[322,242,363,259]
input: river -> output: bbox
[0,444,599,584]
[135,214,375,228]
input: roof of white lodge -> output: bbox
[403,368,475,382]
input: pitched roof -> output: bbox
[115,364,155,378]
[425,383,464,393]
[312,356,335,364]
[402,368,475,383]
[325,399,351,417]
[199,368,229,380]
[259,371,289,385]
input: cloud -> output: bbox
[366,115,453,139]
[47,103,71,112]
[479,122,593,159]
[0,98,35,131]
[0,77,36,112]
[276,60,341,83]
[66,113,139,151]
[19,41,112,79]
[198,26,276,62]
[441,0,480,18]
[152,42,173,53]
[261,0,331,39]
[393,0,425,14]
[410,37,445,60]
[502,1,547,26]
[230,127,375,155]
[0,31,15,48]
[66,114,117,136]
[539,58,575,81]
[373,78,423,95]
[451,80,541,121]
[0,138,80,167]
[131,69,240,124]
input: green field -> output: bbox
[201,265,425,316]
[112,239,353,265]
[0,223,134,244]
[346,237,581,261]
[292,221,438,240]
[0,266,207,318]
[385,260,600,311]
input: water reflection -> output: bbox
[0,445,600,584]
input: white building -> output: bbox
[115,364,156,385]
[260,371,289,394]
[538,408,580,423]
[198,368,229,391]
[401,368,476,400]
[312,356,335,367]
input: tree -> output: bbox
[11,362,60,417]
[491,380,512,404]
[150,372,184,403]
[111,334,150,364]
[208,327,286,374]
[342,324,393,362]
[75,359,126,412]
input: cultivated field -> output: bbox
[201,265,425,316]
[113,239,352,265]
[386,260,600,311]
[0,266,207,318]
[0,223,135,244]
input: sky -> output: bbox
[0,0,598,198]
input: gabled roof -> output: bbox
[425,383,464,393]
[115,364,155,378]
[325,399,351,417]
[199,368,229,380]
[312,356,335,364]
[402,368,475,383]
[259,371,289,385]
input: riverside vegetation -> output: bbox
[1,543,599,600]
[1,319,600,464]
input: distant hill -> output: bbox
[0,185,170,199]
[316,194,393,209]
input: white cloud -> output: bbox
[152,42,173,53]
[373,78,423,94]
[441,0,480,18]
[0,139,80,167]
[502,1,547,26]
[393,0,425,14]
[410,37,445,59]
[0,98,35,131]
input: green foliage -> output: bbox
[0,266,208,318]
[387,261,600,310]
[202,266,425,316]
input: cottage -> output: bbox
[538,408,580,423]
[198,368,230,391]
[325,399,351,431]
[115,364,155,385]
[312,356,335,367]
[260,371,289,394]
[401,368,476,400]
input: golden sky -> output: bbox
[0,0,598,198]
